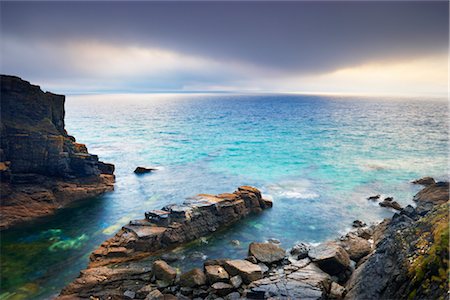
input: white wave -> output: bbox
[265,179,320,200]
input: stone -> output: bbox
[134,167,157,174]
[145,289,164,300]
[223,260,263,284]
[338,234,372,262]
[224,292,241,300]
[205,265,229,283]
[290,242,310,259]
[412,177,436,186]
[230,240,240,247]
[308,242,350,275]
[267,238,280,244]
[329,282,346,299]
[211,282,234,296]
[352,220,366,228]
[152,260,177,283]
[136,285,157,299]
[367,194,380,201]
[379,200,402,211]
[229,275,243,289]
[248,242,285,264]
[124,290,136,299]
[179,268,206,287]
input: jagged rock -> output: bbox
[89,187,271,267]
[153,260,177,284]
[0,75,114,229]
[134,167,157,174]
[179,268,207,287]
[290,242,310,259]
[248,242,285,264]
[412,177,436,186]
[205,265,229,283]
[379,199,402,210]
[210,282,234,296]
[338,234,371,262]
[308,242,350,275]
[413,181,449,214]
[352,220,366,228]
[223,260,263,284]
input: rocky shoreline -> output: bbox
[0,75,115,229]
[58,179,448,300]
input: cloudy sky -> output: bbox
[1,1,448,96]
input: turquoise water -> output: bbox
[0,94,448,299]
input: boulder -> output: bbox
[308,242,350,275]
[338,234,372,262]
[329,282,346,299]
[367,194,380,201]
[179,268,206,287]
[412,177,436,186]
[152,260,177,284]
[229,275,243,289]
[205,265,229,283]
[211,282,234,296]
[290,242,310,259]
[223,260,263,284]
[352,220,366,228]
[379,200,402,211]
[134,167,157,174]
[248,242,285,264]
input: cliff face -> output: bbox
[0,75,115,229]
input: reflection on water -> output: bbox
[0,94,447,299]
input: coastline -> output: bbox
[58,180,449,300]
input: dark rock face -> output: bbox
[89,186,272,267]
[345,182,449,300]
[134,166,157,174]
[0,75,115,229]
[412,176,436,186]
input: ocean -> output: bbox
[1,93,448,299]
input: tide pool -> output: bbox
[0,94,448,299]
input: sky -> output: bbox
[1,1,448,96]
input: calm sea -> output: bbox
[1,94,448,299]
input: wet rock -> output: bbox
[412,176,435,186]
[230,240,240,246]
[229,275,243,289]
[352,220,366,228]
[211,282,234,297]
[267,238,280,244]
[356,227,373,240]
[223,260,263,284]
[308,242,350,275]
[367,194,380,201]
[379,199,402,211]
[153,260,177,284]
[248,242,285,264]
[134,167,157,174]
[290,242,310,259]
[179,268,207,287]
[205,265,229,283]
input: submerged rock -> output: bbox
[0,75,115,230]
[379,199,402,211]
[352,220,366,228]
[367,194,380,201]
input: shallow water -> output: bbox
[0,94,448,299]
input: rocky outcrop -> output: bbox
[345,179,449,300]
[0,75,115,229]
[89,186,272,267]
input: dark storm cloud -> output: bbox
[1,1,448,74]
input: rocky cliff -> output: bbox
[0,75,115,229]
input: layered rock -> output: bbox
[0,75,115,229]
[89,186,272,267]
